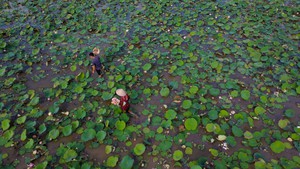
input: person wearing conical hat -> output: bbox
[116,89,130,112]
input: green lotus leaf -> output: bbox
[241,90,250,100]
[106,156,119,167]
[209,88,220,96]
[278,119,289,129]
[209,148,218,157]
[133,143,146,156]
[24,138,34,149]
[191,165,202,169]
[206,123,216,132]
[184,118,198,130]
[244,131,253,139]
[0,67,6,76]
[254,106,266,115]
[16,116,27,124]
[142,63,152,71]
[189,86,199,94]
[173,150,183,161]
[96,131,106,141]
[185,147,193,155]
[284,109,295,118]
[70,65,77,72]
[5,77,16,86]
[270,141,285,153]
[62,125,73,136]
[208,110,218,120]
[160,87,170,97]
[217,135,227,141]
[1,119,10,131]
[115,120,126,131]
[165,109,177,120]
[238,152,250,162]
[48,129,59,140]
[21,129,27,141]
[182,100,192,109]
[119,155,134,169]
[232,126,243,137]
[32,48,40,55]
[81,128,96,142]
[63,149,77,162]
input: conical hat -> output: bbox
[93,48,100,55]
[116,89,126,96]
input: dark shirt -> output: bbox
[92,56,102,70]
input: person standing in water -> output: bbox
[112,89,138,117]
[89,52,102,77]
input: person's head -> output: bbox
[93,48,100,55]
[89,52,95,59]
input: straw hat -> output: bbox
[93,48,100,55]
[116,89,126,96]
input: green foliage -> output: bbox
[185,118,198,130]
[182,100,192,109]
[133,143,146,156]
[160,87,170,97]
[173,150,183,161]
[270,141,285,153]
[241,90,250,100]
[119,155,134,169]
[1,119,10,131]
[115,120,126,131]
[81,129,96,142]
[106,156,119,167]
[165,109,177,120]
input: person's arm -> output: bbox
[92,65,95,74]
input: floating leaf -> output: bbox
[209,88,220,96]
[142,63,152,71]
[160,87,170,97]
[278,119,289,129]
[81,129,96,142]
[165,109,177,120]
[184,118,198,130]
[96,131,106,141]
[189,86,199,94]
[217,135,227,141]
[21,129,27,141]
[185,147,193,155]
[254,106,266,115]
[48,129,59,140]
[270,141,285,153]
[115,120,126,131]
[284,109,295,118]
[63,149,77,162]
[70,65,77,72]
[244,131,253,139]
[107,156,119,167]
[119,155,134,169]
[62,125,72,136]
[182,100,192,109]
[209,149,218,157]
[173,150,183,161]
[1,119,10,131]
[133,143,146,156]
[32,48,40,55]
[232,126,243,137]
[241,90,250,100]
[208,110,218,120]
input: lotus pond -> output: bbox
[0,0,299,169]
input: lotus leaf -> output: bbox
[278,119,289,129]
[142,63,152,71]
[284,109,295,118]
[62,149,77,163]
[182,100,192,109]
[48,129,59,140]
[1,119,10,131]
[62,125,73,136]
[254,106,266,115]
[209,88,220,96]
[243,131,253,139]
[96,131,106,141]
[173,150,183,161]
[184,118,198,131]
[0,67,6,76]
[134,143,146,156]
[70,65,77,72]
[105,145,113,154]
[21,129,27,141]
[24,139,34,149]
[160,87,170,97]
[191,165,202,169]
[217,135,227,141]
[16,116,27,124]
[106,156,119,167]
[119,155,134,169]
[115,120,126,131]
[232,126,243,137]
[208,110,218,120]
[165,109,177,120]
[81,129,96,142]
[209,149,218,157]
[270,141,285,153]
[189,86,199,94]
[185,147,193,155]
[241,90,250,100]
